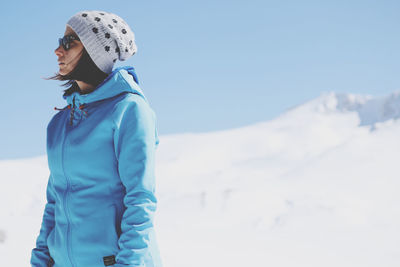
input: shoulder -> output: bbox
[111,92,156,128]
[115,92,150,110]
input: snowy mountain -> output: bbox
[299,90,400,127]
[1,91,400,267]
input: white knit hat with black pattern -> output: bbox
[66,10,137,74]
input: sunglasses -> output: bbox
[58,35,80,51]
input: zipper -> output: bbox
[61,120,76,267]
[69,96,76,126]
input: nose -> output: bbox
[55,45,64,56]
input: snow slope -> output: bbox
[1,91,400,266]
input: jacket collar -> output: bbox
[63,66,146,107]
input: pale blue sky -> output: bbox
[1,0,400,159]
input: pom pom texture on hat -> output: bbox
[66,10,137,74]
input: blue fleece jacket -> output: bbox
[30,66,162,267]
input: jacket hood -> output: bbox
[63,66,146,107]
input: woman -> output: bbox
[30,10,162,267]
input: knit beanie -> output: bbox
[66,10,137,74]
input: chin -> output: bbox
[58,69,67,76]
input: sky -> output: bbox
[1,0,400,159]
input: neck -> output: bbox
[76,80,96,94]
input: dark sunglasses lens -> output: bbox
[58,36,72,50]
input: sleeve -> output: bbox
[112,99,159,267]
[30,174,56,267]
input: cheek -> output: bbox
[67,51,82,68]
[72,50,83,64]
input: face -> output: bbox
[55,26,84,75]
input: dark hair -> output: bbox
[46,48,109,96]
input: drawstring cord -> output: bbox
[54,99,88,126]
[79,104,88,116]
[54,104,71,111]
